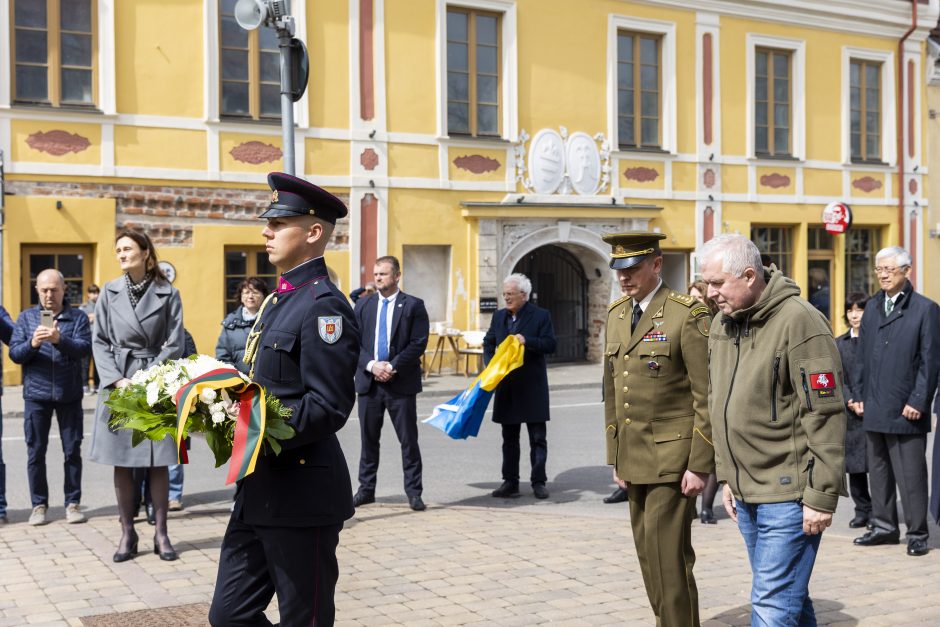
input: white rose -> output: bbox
[211,412,226,424]
[145,381,160,406]
[200,388,217,404]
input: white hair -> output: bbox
[697,234,763,278]
[875,246,912,268]
[503,273,532,297]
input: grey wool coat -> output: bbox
[88,277,185,467]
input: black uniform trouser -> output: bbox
[357,387,423,496]
[501,422,547,485]
[867,431,928,542]
[24,400,83,507]
[848,472,872,519]
[209,516,343,627]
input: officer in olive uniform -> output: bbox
[209,173,360,627]
[601,232,714,627]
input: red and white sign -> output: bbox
[822,202,852,234]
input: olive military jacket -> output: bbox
[603,284,714,484]
[708,269,847,513]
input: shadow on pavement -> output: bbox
[705,599,857,626]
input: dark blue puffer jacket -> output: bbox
[9,305,92,403]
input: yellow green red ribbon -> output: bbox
[174,368,267,484]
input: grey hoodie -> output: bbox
[708,268,847,513]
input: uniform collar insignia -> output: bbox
[652,306,664,318]
[277,276,295,294]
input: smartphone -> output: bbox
[40,310,54,328]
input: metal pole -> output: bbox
[279,30,295,175]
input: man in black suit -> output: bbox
[483,273,557,499]
[854,246,939,558]
[352,256,430,512]
[209,172,360,626]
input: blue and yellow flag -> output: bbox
[423,335,524,439]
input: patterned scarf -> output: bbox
[125,271,154,308]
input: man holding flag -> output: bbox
[209,172,360,627]
[601,232,713,626]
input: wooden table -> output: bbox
[424,333,463,380]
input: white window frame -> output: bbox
[745,34,805,161]
[0,0,116,113]
[436,0,518,141]
[607,15,677,155]
[842,47,895,166]
[204,0,308,127]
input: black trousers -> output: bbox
[500,422,547,485]
[209,516,343,627]
[867,431,928,542]
[357,387,423,496]
[24,400,83,507]
[848,472,871,519]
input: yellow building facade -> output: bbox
[2,0,938,382]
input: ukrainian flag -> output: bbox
[423,335,524,439]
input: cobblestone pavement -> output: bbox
[0,500,937,626]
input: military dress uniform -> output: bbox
[601,233,714,627]
[209,173,360,627]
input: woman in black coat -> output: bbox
[836,292,871,528]
[483,273,556,500]
[215,277,269,374]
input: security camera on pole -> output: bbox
[234,0,309,175]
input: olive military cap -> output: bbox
[260,172,348,224]
[601,231,667,270]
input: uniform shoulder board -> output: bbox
[310,277,333,299]
[667,292,696,307]
[689,304,711,318]
[608,294,630,312]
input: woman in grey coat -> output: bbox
[215,276,269,374]
[89,229,184,562]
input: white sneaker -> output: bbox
[28,505,48,526]
[65,503,87,524]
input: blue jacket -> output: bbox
[9,304,92,403]
[0,306,13,395]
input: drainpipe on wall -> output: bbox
[0,149,5,302]
[897,0,917,245]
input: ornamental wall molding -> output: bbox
[513,127,611,196]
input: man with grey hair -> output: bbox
[700,234,846,625]
[854,246,939,557]
[482,272,556,499]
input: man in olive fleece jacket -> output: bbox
[700,234,846,627]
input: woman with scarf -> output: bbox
[215,277,270,374]
[88,229,184,562]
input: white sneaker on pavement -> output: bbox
[65,503,87,524]
[28,505,48,526]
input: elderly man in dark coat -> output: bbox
[483,273,556,500]
[854,246,940,557]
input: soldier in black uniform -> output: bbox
[209,172,359,627]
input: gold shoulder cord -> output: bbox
[243,292,278,379]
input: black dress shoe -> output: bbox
[113,533,139,563]
[907,539,929,556]
[491,481,520,498]
[352,491,375,507]
[146,502,156,526]
[408,496,427,511]
[603,487,628,504]
[700,508,717,524]
[533,483,549,500]
[153,536,178,561]
[848,516,870,529]
[854,530,900,546]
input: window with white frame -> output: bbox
[607,15,675,154]
[842,48,895,165]
[746,35,804,160]
[219,0,281,120]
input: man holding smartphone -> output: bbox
[9,269,92,525]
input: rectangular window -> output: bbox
[845,227,881,296]
[12,0,96,107]
[219,0,281,120]
[755,48,791,157]
[617,31,661,150]
[22,245,92,307]
[446,7,500,137]
[751,226,792,276]
[850,59,882,162]
[224,248,277,314]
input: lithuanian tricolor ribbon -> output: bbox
[174,367,267,484]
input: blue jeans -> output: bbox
[24,400,84,506]
[168,464,184,502]
[736,500,822,627]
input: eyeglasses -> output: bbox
[502,291,521,298]
[873,266,909,276]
